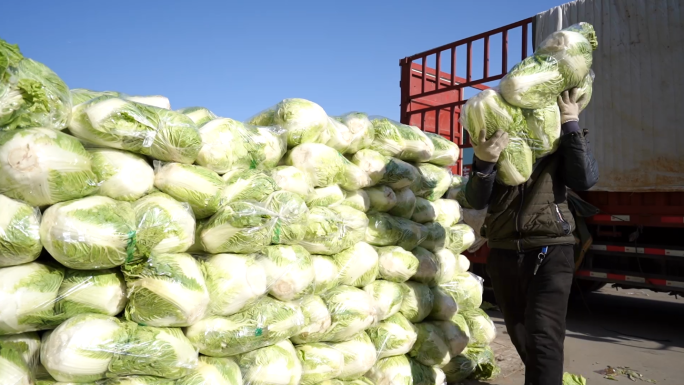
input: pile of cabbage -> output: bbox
[0,36,499,385]
[461,23,597,186]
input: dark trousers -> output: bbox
[486,245,574,385]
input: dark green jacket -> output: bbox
[465,124,599,251]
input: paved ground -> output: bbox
[462,286,684,384]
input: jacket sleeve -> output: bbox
[465,156,497,210]
[558,121,599,191]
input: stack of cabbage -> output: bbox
[0,35,496,385]
[461,22,597,186]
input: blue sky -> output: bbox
[2,0,564,121]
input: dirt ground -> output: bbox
[462,286,684,384]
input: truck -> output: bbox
[399,0,684,294]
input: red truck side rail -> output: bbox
[399,18,684,293]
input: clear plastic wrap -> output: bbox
[408,323,451,368]
[366,313,418,359]
[296,343,345,385]
[176,106,217,128]
[291,295,332,344]
[56,268,127,320]
[220,169,277,206]
[523,103,561,158]
[40,196,136,270]
[443,177,471,210]
[307,185,346,208]
[196,201,275,254]
[409,358,446,385]
[365,213,427,251]
[411,164,452,202]
[368,118,434,162]
[461,308,496,347]
[428,286,458,321]
[419,222,447,252]
[365,355,412,385]
[535,23,597,90]
[412,198,461,227]
[399,282,433,323]
[237,340,302,385]
[462,208,487,253]
[439,272,484,311]
[576,70,594,112]
[132,192,196,260]
[328,331,377,380]
[259,245,314,301]
[363,280,404,321]
[432,249,459,285]
[320,285,377,342]
[387,187,416,219]
[71,89,172,110]
[425,132,460,167]
[0,39,71,131]
[247,98,331,148]
[200,253,267,317]
[445,224,476,254]
[89,149,155,202]
[176,356,242,385]
[184,296,305,357]
[332,242,379,288]
[375,246,419,283]
[499,55,565,109]
[430,314,470,357]
[264,191,309,245]
[457,345,500,381]
[341,189,371,213]
[0,194,42,267]
[326,117,355,154]
[0,128,98,206]
[153,162,223,219]
[300,206,368,256]
[123,253,209,327]
[271,166,314,200]
[69,97,202,164]
[284,143,371,191]
[0,332,41,385]
[307,255,339,296]
[411,247,439,285]
[364,185,397,212]
[351,150,421,190]
[334,112,375,154]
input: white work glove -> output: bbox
[473,129,509,163]
[557,88,588,123]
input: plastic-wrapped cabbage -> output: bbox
[0,262,63,335]
[150,108,202,164]
[0,332,41,372]
[0,195,42,267]
[340,379,373,385]
[195,119,252,173]
[368,117,405,158]
[108,323,198,379]
[41,196,136,269]
[89,149,154,202]
[99,376,177,384]
[410,359,446,385]
[291,295,332,344]
[176,107,217,127]
[445,224,476,254]
[285,143,370,190]
[197,201,274,254]
[412,164,452,202]
[535,23,597,90]
[133,193,195,259]
[265,191,309,245]
[399,282,433,323]
[0,334,35,385]
[444,177,470,208]
[0,128,97,206]
[259,245,314,301]
[369,118,434,162]
[56,269,127,319]
[296,343,345,385]
[351,150,421,190]
[300,207,367,256]
[126,94,172,109]
[367,313,418,359]
[388,188,416,219]
[332,242,378,288]
[308,256,339,295]
[220,169,277,206]
[499,55,565,109]
[326,118,354,154]
[365,355,412,385]
[237,340,302,385]
[576,71,594,112]
[365,212,427,251]
[248,98,331,148]
[460,345,500,381]
[408,323,451,368]
[429,286,458,321]
[397,124,435,162]
[321,286,376,342]
[341,189,370,212]
[440,272,483,310]
[420,222,447,252]
[411,247,439,285]
[411,198,437,224]
[177,356,242,385]
[497,137,535,186]
[154,163,223,219]
[524,104,561,158]
[308,185,345,207]
[40,314,124,382]
[365,185,397,212]
[461,88,526,143]
[364,280,404,321]
[201,253,267,316]
[433,249,459,285]
[412,198,461,227]
[123,253,209,327]
[376,246,419,283]
[328,332,376,380]
[185,296,304,357]
[461,308,496,346]
[425,132,459,167]
[431,315,470,357]
[441,354,475,383]
[70,88,120,105]
[271,166,314,200]
[70,89,171,110]
[0,40,71,131]
[335,112,375,154]
[455,253,471,274]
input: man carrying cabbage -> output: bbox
[464,89,598,385]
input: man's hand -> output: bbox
[558,88,588,123]
[474,129,509,163]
